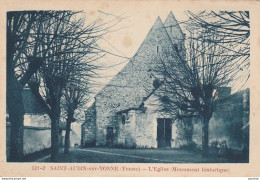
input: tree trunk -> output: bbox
[29,80,62,162]
[50,97,61,162]
[7,71,25,162]
[7,59,44,161]
[7,13,42,162]
[7,28,24,162]
[202,116,210,157]
[64,108,74,154]
[29,83,61,162]
[64,119,71,154]
[242,89,249,159]
[50,112,60,162]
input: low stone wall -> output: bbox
[192,89,249,151]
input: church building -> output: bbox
[81,12,249,151]
[81,12,186,148]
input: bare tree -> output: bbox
[186,11,250,85]
[62,81,90,154]
[28,11,120,161]
[7,11,52,161]
[9,11,79,162]
[155,28,246,156]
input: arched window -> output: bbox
[122,115,126,125]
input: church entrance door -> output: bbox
[157,118,172,148]
[106,126,114,146]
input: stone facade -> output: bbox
[81,102,96,146]
[82,12,185,148]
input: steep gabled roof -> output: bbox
[95,13,184,113]
[20,88,46,114]
[164,11,185,45]
[96,16,165,97]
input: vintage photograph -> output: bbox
[6,9,250,165]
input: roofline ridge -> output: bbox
[164,11,185,36]
[95,16,167,98]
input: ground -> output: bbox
[30,147,248,163]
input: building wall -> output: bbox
[116,93,180,149]
[6,113,68,159]
[23,128,51,155]
[143,93,179,148]
[70,123,81,147]
[171,121,178,147]
[6,113,52,159]
[135,110,157,148]
[124,110,136,147]
[117,113,126,146]
[79,13,186,147]
[6,123,51,159]
[112,87,180,149]
[24,114,51,127]
[192,89,249,150]
[81,103,96,147]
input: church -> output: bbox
[82,12,184,148]
[81,12,249,150]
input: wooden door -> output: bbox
[157,118,172,147]
[106,127,114,146]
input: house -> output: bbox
[81,12,249,151]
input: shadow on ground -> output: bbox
[31,147,248,163]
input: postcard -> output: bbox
[1,0,260,177]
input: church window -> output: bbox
[173,44,178,51]
[122,115,126,125]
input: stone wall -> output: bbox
[81,103,96,147]
[124,110,136,147]
[94,15,183,146]
[117,113,126,146]
[143,91,179,148]
[135,110,157,148]
[192,89,249,150]
[77,12,185,147]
